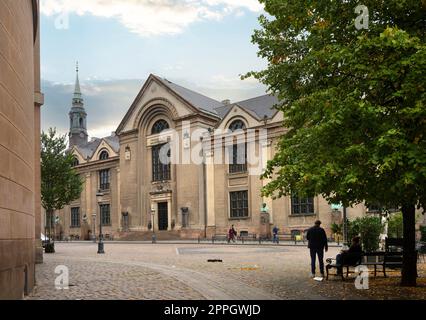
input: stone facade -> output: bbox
[57,74,422,241]
[55,74,368,239]
[0,0,43,299]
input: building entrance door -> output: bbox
[158,202,168,231]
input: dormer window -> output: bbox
[99,150,109,160]
[71,157,79,167]
[229,120,246,132]
[152,120,170,135]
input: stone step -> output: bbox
[117,231,181,241]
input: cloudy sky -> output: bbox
[40,0,268,138]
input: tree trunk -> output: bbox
[401,204,417,287]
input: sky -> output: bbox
[40,0,269,138]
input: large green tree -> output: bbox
[41,128,83,253]
[247,0,426,286]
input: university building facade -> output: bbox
[53,72,371,241]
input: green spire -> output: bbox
[73,61,83,105]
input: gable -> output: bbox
[216,104,261,132]
[117,75,212,135]
[89,138,119,162]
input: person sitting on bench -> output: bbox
[335,236,362,275]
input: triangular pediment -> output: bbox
[89,138,119,162]
[117,74,219,134]
[216,104,261,131]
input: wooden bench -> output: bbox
[326,251,407,280]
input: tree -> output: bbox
[41,128,83,253]
[247,0,426,286]
[388,212,404,238]
[347,216,384,252]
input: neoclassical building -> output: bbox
[55,72,372,240]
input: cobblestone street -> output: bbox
[27,243,426,300]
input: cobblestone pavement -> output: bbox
[27,243,426,300]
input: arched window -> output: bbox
[79,118,83,128]
[72,157,79,167]
[229,120,246,132]
[99,150,109,160]
[152,120,170,135]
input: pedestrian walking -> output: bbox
[306,220,328,278]
[228,225,237,243]
[272,226,279,244]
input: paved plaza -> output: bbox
[27,243,426,300]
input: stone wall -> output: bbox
[0,0,41,299]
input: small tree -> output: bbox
[348,216,384,252]
[41,128,83,253]
[388,213,404,238]
[330,223,343,243]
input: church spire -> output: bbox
[69,62,88,147]
[73,61,83,105]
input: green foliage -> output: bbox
[331,222,342,235]
[420,226,426,242]
[347,216,384,252]
[246,0,426,211]
[388,212,404,238]
[41,128,83,213]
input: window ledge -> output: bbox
[289,214,316,217]
[229,217,250,221]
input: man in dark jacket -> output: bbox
[306,220,328,277]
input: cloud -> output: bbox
[40,0,263,36]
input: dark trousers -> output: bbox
[310,248,325,275]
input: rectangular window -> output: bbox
[100,204,111,226]
[230,191,249,218]
[70,207,80,228]
[99,169,110,190]
[229,144,247,174]
[152,144,171,182]
[291,196,314,215]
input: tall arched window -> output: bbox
[229,120,246,132]
[99,150,109,160]
[152,120,170,135]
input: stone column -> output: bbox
[167,199,172,231]
[205,151,216,228]
[34,0,44,264]
[261,140,273,223]
[116,168,121,230]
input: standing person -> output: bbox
[272,226,279,244]
[306,220,328,278]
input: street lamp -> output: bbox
[151,206,156,243]
[92,213,97,243]
[96,191,105,254]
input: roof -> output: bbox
[73,134,120,160]
[235,94,280,119]
[154,76,225,115]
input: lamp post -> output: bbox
[151,206,156,243]
[92,213,97,243]
[96,191,105,254]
